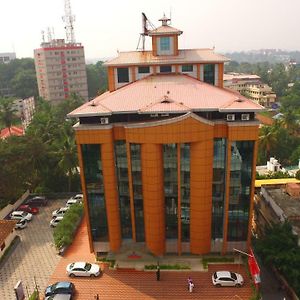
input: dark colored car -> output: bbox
[26,196,48,207]
[18,204,39,214]
[45,282,75,298]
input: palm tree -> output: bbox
[0,97,18,134]
[258,125,277,162]
[279,109,299,136]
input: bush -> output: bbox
[202,256,235,269]
[29,290,39,300]
[145,264,190,270]
[53,203,83,250]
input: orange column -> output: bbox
[108,67,115,92]
[190,140,214,254]
[197,64,200,81]
[152,37,157,56]
[131,66,136,82]
[76,143,94,253]
[101,139,121,252]
[141,143,165,256]
[218,63,224,88]
[173,36,179,56]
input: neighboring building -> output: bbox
[34,39,88,105]
[11,97,35,129]
[0,126,24,139]
[254,183,300,246]
[0,220,17,259]
[68,16,263,256]
[0,52,16,64]
[224,73,276,108]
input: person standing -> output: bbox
[156,265,160,281]
[189,281,194,293]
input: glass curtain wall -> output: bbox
[163,144,178,239]
[114,141,132,239]
[180,144,190,242]
[227,141,254,241]
[81,144,108,242]
[212,139,227,240]
[130,144,145,242]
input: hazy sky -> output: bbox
[1,0,300,60]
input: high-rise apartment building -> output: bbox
[34,39,88,105]
[68,16,263,256]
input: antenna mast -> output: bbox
[62,0,76,44]
[136,13,155,51]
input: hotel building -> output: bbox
[69,16,263,256]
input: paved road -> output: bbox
[0,199,66,300]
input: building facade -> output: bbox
[224,73,276,108]
[0,52,16,64]
[34,39,88,105]
[69,17,263,256]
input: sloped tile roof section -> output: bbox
[68,74,263,118]
[104,49,230,66]
[0,220,17,245]
[0,126,24,139]
[148,25,183,36]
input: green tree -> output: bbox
[0,97,18,132]
[258,125,277,164]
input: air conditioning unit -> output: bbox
[241,113,250,121]
[100,117,109,124]
[227,114,235,121]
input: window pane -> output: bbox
[182,65,193,72]
[160,37,170,51]
[117,68,129,83]
[160,65,172,73]
[204,64,215,85]
[138,66,150,74]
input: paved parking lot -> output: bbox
[0,198,66,300]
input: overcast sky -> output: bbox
[1,0,300,60]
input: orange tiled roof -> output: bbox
[104,49,229,66]
[0,126,24,139]
[68,74,263,118]
[0,220,17,246]
[148,25,182,36]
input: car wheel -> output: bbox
[70,273,75,278]
[216,284,221,287]
[235,283,241,288]
[90,274,95,278]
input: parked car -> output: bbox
[26,196,47,207]
[45,282,75,298]
[212,271,244,287]
[66,194,83,206]
[10,211,32,221]
[52,207,69,217]
[66,262,101,277]
[50,216,64,227]
[45,294,72,300]
[18,204,39,214]
[15,218,28,229]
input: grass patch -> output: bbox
[29,290,39,300]
[202,256,235,269]
[145,264,190,270]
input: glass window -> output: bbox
[160,37,170,51]
[115,141,132,239]
[182,65,193,72]
[211,138,227,240]
[117,68,129,83]
[138,66,150,74]
[181,144,190,242]
[81,144,108,242]
[227,141,254,241]
[163,144,178,239]
[160,65,172,73]
[130,144,145,242]
[204,64,215,85]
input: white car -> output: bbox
[212,271,244,287]
[10,211,32,221]
[66,194,83,206]
[15,218,28,229]
[50,216,64,227]
[52,207,69,217]
[66,262,101,277]
[45,295,72,300]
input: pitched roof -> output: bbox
[0,220,17,246]
[104,49,230,66]
[68,74,263,118]
[0,126,24,139]
[148,25,183,36]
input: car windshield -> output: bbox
[213,272,217,279]
[21,212,27,217]
[85,263,92,271]
[230,272,237,280]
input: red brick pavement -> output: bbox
[49,218,253,300]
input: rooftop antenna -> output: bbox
[136,13,156,51]
[47,27,53,42]
[41,30,45,43]
[169,7,172,25]
[62,0,76,44]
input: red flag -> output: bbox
[248,248,261,286]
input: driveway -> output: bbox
[0,198,66,300]
[49,219,253,300]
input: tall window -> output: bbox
[204,64,215,85]
[114,141,132,239]
[81,144,108,242]
[160,65,172,73]
[163,144,178,239]
[212,139,227,240]
[227,141,254,241]
[117,67,129,83]
[131,144,145,242]
[181,144,190,242]
[160,37,170,51]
